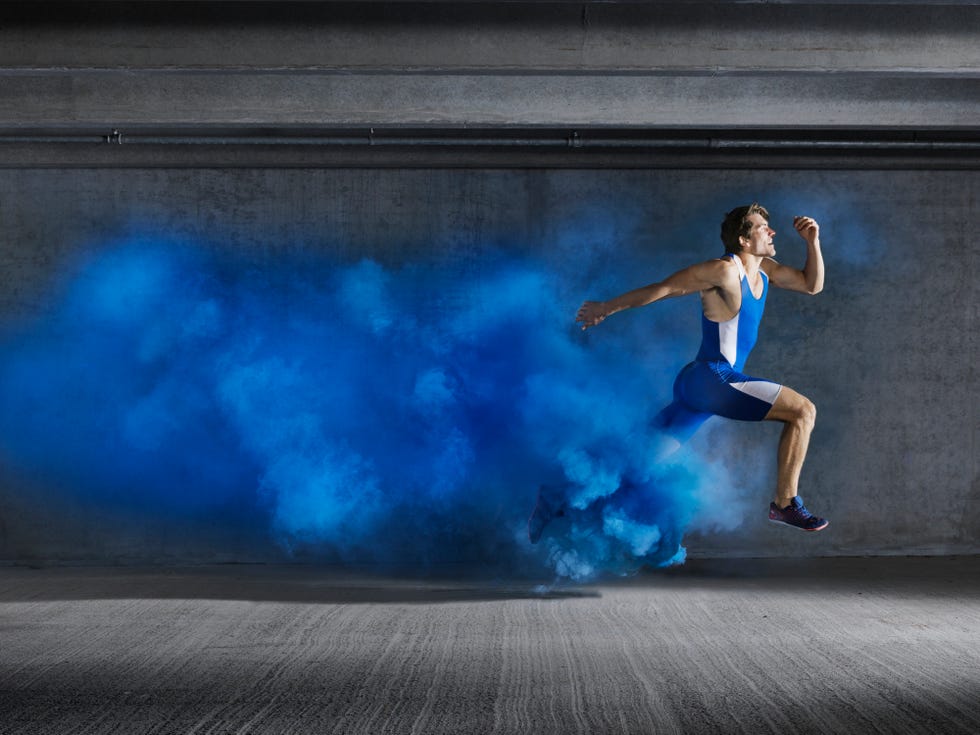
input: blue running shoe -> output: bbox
[527,485,565,544]
[768,496,828,531]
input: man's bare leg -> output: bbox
[763,386,816,508]
[763,386,827,530]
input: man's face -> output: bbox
[740,213,776,257]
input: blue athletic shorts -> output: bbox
[652,361,783,443]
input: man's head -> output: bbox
[720,203,771,255]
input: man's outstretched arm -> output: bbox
[763,215,824,295]
[576,259,728,330]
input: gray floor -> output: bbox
[1,557,978,735]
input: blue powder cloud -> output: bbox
[0,233,734,580]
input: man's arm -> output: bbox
[762,215,824,295]
[576,259,730,330]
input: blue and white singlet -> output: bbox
[653,254,784,442]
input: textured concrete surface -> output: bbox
[0,557,978,734]
[0,167,975,564]
[4,73,979,129]
[0,2,977,130]
[4,3,977,73]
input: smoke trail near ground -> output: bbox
[0,233,738,579]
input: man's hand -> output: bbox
[793,215,820,245]
[576,300,610,330]
[766,214,825,294]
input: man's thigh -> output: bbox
[762,385,814,423]
[678,362,782,422]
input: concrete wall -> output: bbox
[0,2,975,565]
[0,167,975,564]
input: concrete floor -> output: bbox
[0,557,977,735]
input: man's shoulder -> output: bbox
[700,255,739,279]
[760,257,780,274]
[688,255,739,292]
[695,254,733,267]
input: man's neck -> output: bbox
[737,251,764,276]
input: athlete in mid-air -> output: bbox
[529,203,828,543]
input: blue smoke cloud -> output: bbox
[0,231,736,580]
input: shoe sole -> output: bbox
[768,518,829,532]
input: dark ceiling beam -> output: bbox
[1,3,977,76]
[0,2,975,166]
[2,128,978,169]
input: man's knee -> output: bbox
[769,389,816,430]
[795,396,816,431]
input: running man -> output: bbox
[529,203,828,543]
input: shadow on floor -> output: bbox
[0,556,976,604]
[0,563,604,604]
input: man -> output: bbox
[529,203,828,544]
